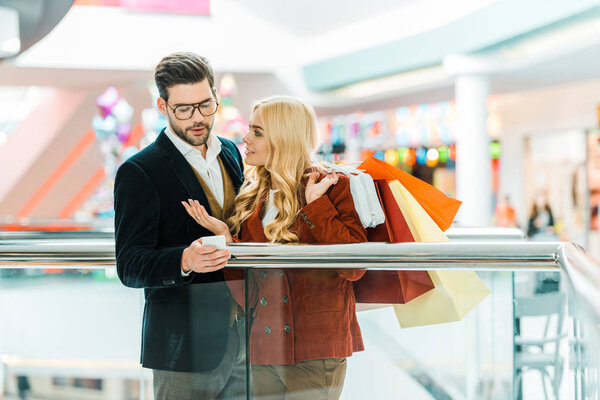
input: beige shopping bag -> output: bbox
[388,180,490,327]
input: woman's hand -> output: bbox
[305,170,339,204]
[182,200,233,242]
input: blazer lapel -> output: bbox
[156,130,210,209]
[217,137,244,191]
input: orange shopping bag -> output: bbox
[358,157,461,231]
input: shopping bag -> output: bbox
[387,180,448,242]
[358,157,461,231]
[388,180,490,327]
[322,161,385,228]
[366,180,414,242]
[394,268,491,327]
[353,266,435,304]
[354,180,435,304]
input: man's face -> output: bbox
[157,79,217,148]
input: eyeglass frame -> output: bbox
[165,96,220,120]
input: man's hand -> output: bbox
[181,238,231,274]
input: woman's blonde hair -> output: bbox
[227,96,319,243]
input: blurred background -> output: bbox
[1,1,600,399]
[2,0,600,249]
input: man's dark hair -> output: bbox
[154,52,215,101]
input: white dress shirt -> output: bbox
[164,125,224,207]
[164,126,224,278]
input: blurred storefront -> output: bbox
[493,78,600,257]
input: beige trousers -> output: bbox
[251,358,347,400]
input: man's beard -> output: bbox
[170,118,212,147]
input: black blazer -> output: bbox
[114,130,244,372]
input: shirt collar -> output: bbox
[164,125,221,161]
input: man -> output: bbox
[114,52,245,399]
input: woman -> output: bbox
[526,193,560,293]
[527,193,555,239]
[182,96,367,399]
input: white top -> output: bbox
[164,125,224,207]
[262,189,280,226]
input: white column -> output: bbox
[499,131,526,227]
[455,74,492,227]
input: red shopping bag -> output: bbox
[366,180,413,243]
[353,267,435,304]
[353,180,434,304]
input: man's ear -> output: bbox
[157,97,167,116]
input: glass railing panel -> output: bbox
[341,270,514,400]
[0,266,251,400]
[0,267,149,400]
[560,245,600,400]
[513,241,600,400]
[228,241,561,400]
[567,306,600,400]
[0,235,254,400]
[513,270,570,400]
[2,234,599,400]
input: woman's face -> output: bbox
[535,194,546,208]
[243,109,269,167]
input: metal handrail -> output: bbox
[0,226,527,269]
[0,237,559,270]
[557,243,600,330]
[0,233,598,333]
[225,241,559,270]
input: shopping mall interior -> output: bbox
[1,0,600,399]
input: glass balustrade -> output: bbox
[0,230,597,400]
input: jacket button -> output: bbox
[284,325,291,333]
[260,271,267,279]
[283,296,289,304]
[260,297,268,306]
[265,326,271,334]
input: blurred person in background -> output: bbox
[527,192,560,293]
[184,96,367,400]
[494,194,518,228]
[527,192,556,240]
[17,375,30,400]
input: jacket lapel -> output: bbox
[156,130,210,209]
[217,137,244,191]
[242,196,268,243]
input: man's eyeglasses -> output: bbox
[166,99,219,120]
